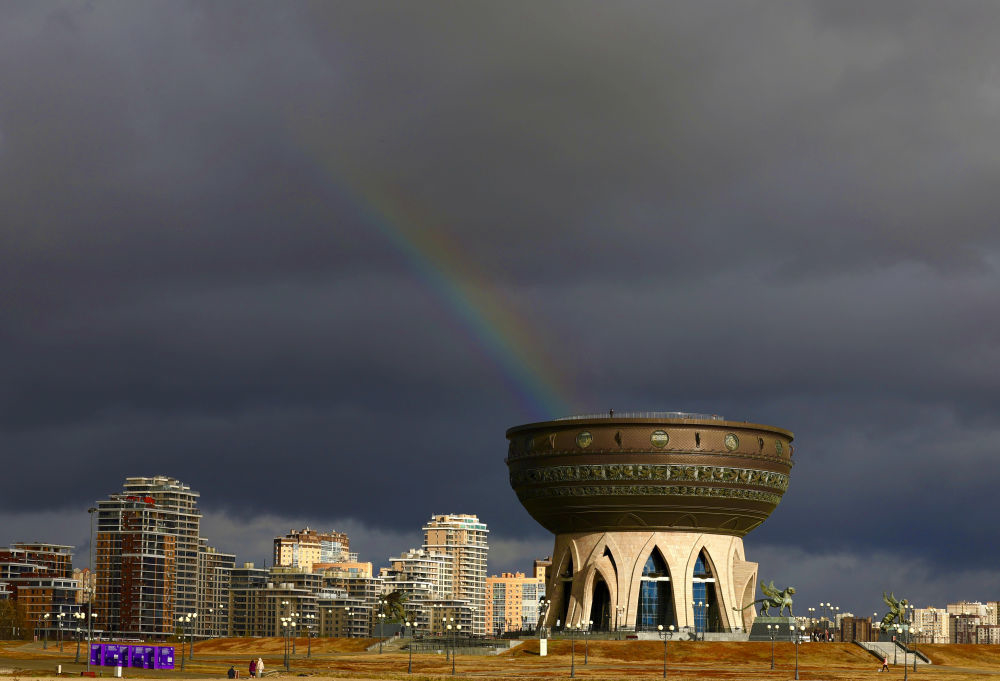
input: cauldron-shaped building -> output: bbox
[506,412,793,633]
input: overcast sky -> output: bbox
[3,1,1000,617]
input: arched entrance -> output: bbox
[692,549,723,633]
[636,549,675,631]
[559,555,574,628]
[589,578,611,631]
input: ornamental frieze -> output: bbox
[515,484,783,505]
[510,464,789,491]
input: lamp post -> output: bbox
[42,613,49,649]
[569,623,577,679]
[873,613,879,642]
[657,624,675,678]
[57,612,65,652]
[281,618,289,671]
[695,601,706,640]
[377,599,388,654]
[452,623,461,676]
[74,612,85,662]
[912,627,921,673]
[177,616,188,672]
[405,620,414,674]
[766,624,776,669]
[188,612,197,658]
[442,617,453,661]
[791,624,805,680]
[305,614,315,658]
[87,507,96,673]
[539,599,551,639]
[290,611,298,654]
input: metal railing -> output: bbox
[555,412,725,421]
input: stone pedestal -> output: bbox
[749,616,798,641]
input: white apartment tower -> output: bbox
[421,514,489,635]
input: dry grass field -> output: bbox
[3,638,1000,680]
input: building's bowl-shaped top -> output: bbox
[506,412,794,537]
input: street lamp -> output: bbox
[442,617,454,661]
[569,623,578,679]
[452,623,461,676]
[580,620,593,665]
[377,599,388,654]
[791,624,805,680]
[695,601,706,640]
[57,612,65,652]
[305,614,315,657]
[766,624,776,669]
[405,620,414,674]
[912,627,922,673]
[42,613,49,649]
[290,611,298,654]
[188,612,197,658]
[539,599,551,639]
[74,613,86,662]
[657,624,675,678]
[177,616,189,671]
[281,618,290,671]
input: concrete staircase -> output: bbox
[855,640,931,666]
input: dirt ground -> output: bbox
[3,638,1000,680]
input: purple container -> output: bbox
[90,644,103,666]
[155,645,175,670]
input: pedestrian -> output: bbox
[228,666,237,679]
[249,657,257,678]
[256,657,264,677]
[880,654,889,672]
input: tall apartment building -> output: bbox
[951,613,981,643]
[0,543,81,638]
[380,548,453,630]
[485,570,545,635]
[94,494,177,637]
[422,514,489,635]
[947,601,988,617]
[912,607,950,643]
[196,542,235,637]
[95,476,232,639]
[274,529,352,573]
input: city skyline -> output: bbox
[4,2,1000,617]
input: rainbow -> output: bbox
[289,131,575,419]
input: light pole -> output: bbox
[873,612,879,642]
[74,612,85,662]
[405,620,414,674]
[57,612,65,652]
[912,627,922,673]
[177,616,188,671]
[290,611,298,654]
[305,614,315,657]
[452,623,461,675]
[539,599,551,639]
[695,601,706,640]
[188,612,197,658]
[442,617,453,661]
[281,618,290,671]
[791,624,805,680]
[569,623,577,678]
[42,613,49,649]
[377,599,388,654]
[766,624,776,669]
[657,624,675,678]
[87,507,96,673]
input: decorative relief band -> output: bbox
[506,442,790,466]
[516,484,783,505]
[510,464,789,491]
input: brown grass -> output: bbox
[4,638,1000,680]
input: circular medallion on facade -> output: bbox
[576,431,593,449]
[775,440,783,455]
[724,433,739,451]
[650,430,670,448]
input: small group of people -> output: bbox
[227,657,264,679]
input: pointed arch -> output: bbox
[635,546,676,631]
[689,546,728,633]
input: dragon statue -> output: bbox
[734,581,795,617]
[879,592,910,630]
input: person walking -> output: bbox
[880,654,889,672]
[256,657,264,677]
[249,657,257,678]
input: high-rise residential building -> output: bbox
[485,570,545,635]
[947,601,988,617]
[0,543,81,639]
[197,542,235,637]
[274,528,352,573]
[422,514,489,635]
[379,548,453,630]
[952,613,981,643]
[912,607,950,643]
[94,494,177,637]
[95,476,232,639]
[228,563,269,637]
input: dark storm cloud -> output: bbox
[3,1,1000,613]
